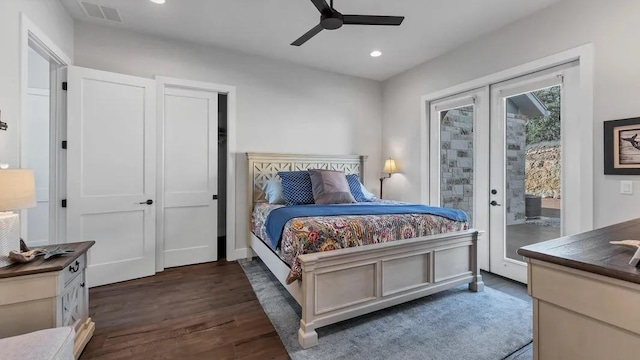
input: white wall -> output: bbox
[382,0,640,229]
[73,22,383,256]
[0,0,73,167]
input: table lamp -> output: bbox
[379,158,397,198]
[0,169,36,267]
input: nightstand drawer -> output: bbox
[62,254,85,286]
[61,272,86,328]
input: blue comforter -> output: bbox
[264,203,468,249]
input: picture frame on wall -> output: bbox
[604,117,640,175]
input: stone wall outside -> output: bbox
[440,107,474,224]
[506,114,527,225]
[438,110,558,226]
[526,142,561,198]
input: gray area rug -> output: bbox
[240,259,533,360]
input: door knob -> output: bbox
[490,200,501,206]
[140,199,154,205]
[491,189,498,195]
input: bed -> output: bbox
[246,153,483,349]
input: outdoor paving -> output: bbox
[505,203,561,262]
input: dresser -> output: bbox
[0,241,95,359]
[518,219,640,360]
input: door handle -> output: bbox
[490,200,501,207]
[139,199,154,205]
[212,195,218,200]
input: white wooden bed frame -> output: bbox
[246,152,483,349]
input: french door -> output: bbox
[67,66,157,287]
[429,88,490,270]
[489,64,581,282]
[429,62,587,283]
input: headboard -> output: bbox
[246,153,368,205]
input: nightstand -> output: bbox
[0,241,95,359]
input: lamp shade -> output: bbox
[383,159,398,174]
[0,169,36,211]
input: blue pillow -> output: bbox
[346,174,369,202]
[360,182,377,201]
[278,171,315,205]
[262,179,286,204]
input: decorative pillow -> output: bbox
[308,169,356,205]
[262,179,286,204]
[360,182,377,201]
[278,171,315,205]
[346,174,369,202]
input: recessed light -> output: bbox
[150,0,166,4]
[370,50,382,58]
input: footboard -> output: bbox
[297,229,483,348]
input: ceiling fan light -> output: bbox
[370,50,382,57]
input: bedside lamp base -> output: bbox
[0,212,20,268]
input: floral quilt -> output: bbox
[252,201,468,284]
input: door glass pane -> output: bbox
[505,86,562,262]
[440,105,474,225]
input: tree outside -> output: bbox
[527,87,561,145]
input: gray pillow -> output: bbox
[308,169,356,205]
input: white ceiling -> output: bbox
[60,0,560,81]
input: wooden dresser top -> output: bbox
[0,241,95,279]
[518,219,640,284]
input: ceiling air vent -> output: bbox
[78,1,123,23]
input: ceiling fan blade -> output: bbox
[310,0,331,14]
[343,15,405,26]
[291,24,324,46]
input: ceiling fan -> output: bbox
[291,0,405,46]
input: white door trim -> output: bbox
[420,44,594,270]
[155,76,238,269]
[19,14,72,245]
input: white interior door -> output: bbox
[161,86,218,268]
[489,64,580,283]
[67,66,156,287]
[428,87,490,270]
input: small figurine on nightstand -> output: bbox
[7,239,75,263]
[610,240,640,267]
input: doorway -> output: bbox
[499,86,562,262]
[488,65,580,283]
[24,48,51,247]
[427,56,590,284]
[20,15,71,247]
[429,88,490,270]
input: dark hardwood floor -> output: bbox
[80,261,289,360]
[481,270,529,301]
[79,261,528,360]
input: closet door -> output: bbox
[67,66,156,287]
[161,87,218,268]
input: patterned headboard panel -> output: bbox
[246,153,367,204]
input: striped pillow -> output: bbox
[346,174,369,202]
